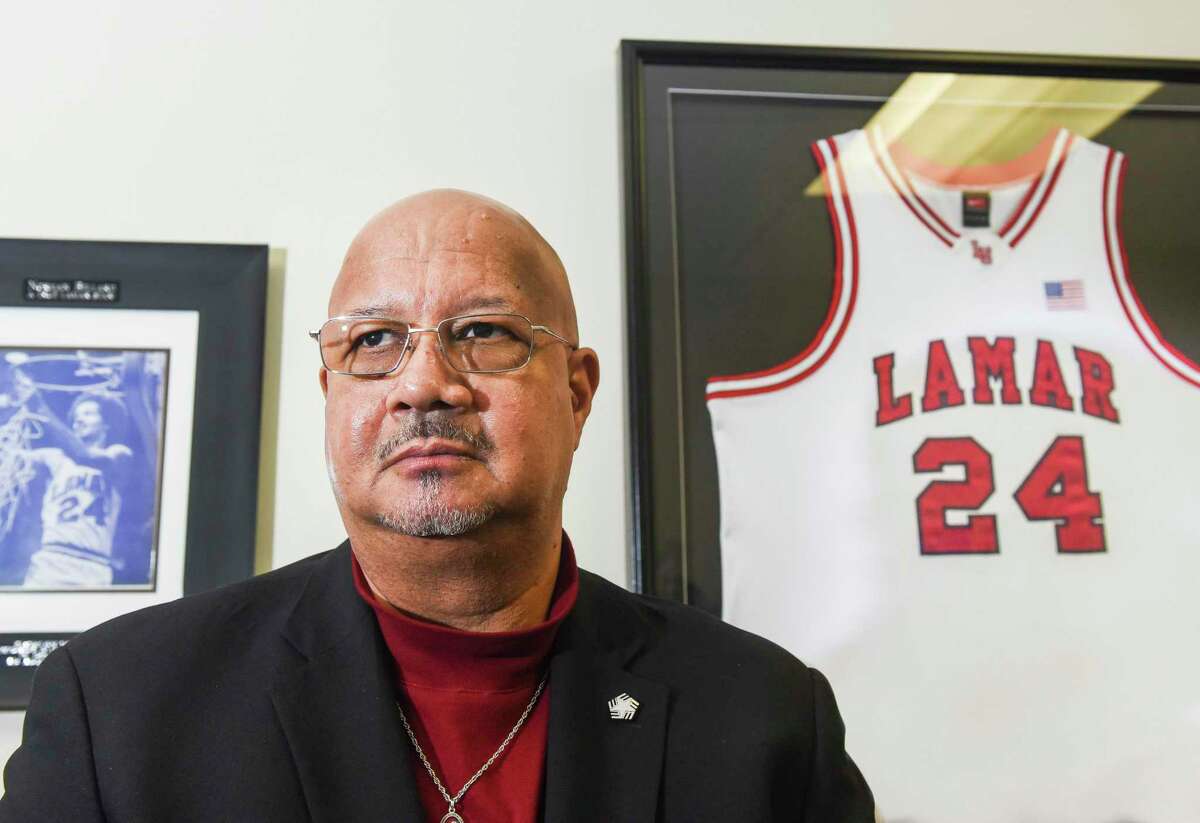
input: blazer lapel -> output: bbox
[270,544,423,823]
[542,573,669,823]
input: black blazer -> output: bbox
[1,544,874,822]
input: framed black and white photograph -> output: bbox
[0,344,173,591]
[0,240,267,708]
[623,41,1200,821]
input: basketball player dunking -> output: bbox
[19,392,133,588]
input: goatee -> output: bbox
[373,470,497,537]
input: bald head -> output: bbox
[331,189,578,340]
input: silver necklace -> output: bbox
[396,673,548,823]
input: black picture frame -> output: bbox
[621,40,1200,612]
[0,238,267,708]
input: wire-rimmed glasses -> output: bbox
[309,313,577,376]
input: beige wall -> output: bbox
[2,0,1197,778]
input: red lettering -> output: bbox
[1074,347,1119,423]
[873,353,913,426]
[1029,340,1073,411]
[874,338,1119,424]
[970,240,993,265]
[921,340,965,412]
[1013,436,1105,552]
[913,437,999,554]
[967,336,1021,405]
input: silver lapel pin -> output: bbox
[607,692,640,720]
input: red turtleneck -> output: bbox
[351,536,579,822]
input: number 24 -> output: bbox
[913,435,1105,554]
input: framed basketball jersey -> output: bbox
[623,42,1200,822]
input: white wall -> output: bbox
[2,0,1197,779]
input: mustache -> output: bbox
[375,414,494,465]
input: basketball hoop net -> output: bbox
[0,413,41,541]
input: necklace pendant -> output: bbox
[398,673,547,823]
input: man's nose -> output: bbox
[383,330,474,413]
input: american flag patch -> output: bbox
[1044,280,1085,310]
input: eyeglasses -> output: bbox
[309,312,577,376]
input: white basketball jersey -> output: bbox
[39,449,121,560]
[707,127,1200,822]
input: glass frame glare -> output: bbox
[309,312,577,376]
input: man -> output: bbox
[0,190,874,821]
[21,393,133,588]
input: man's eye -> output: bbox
[354,329,398,348]
[458,322,512,341]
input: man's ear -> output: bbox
[567,347,600,449]
[319,367,329,398]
